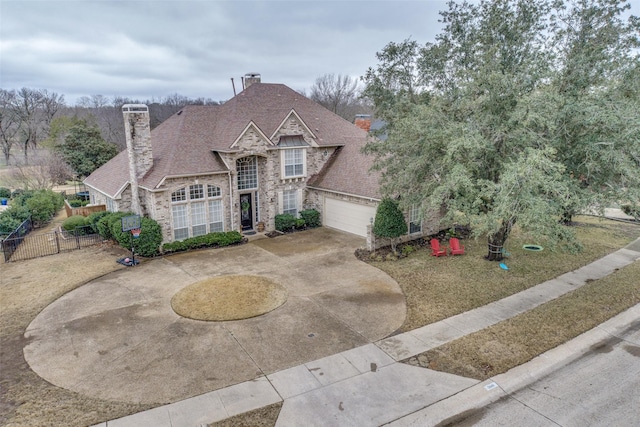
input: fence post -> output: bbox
[55,230,61,254]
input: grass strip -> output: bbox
[403,260,640,380]
[370,216,639,332]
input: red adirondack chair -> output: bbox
[430,239,447,257]
[449,237,465,255]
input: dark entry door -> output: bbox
[240,193,253,230]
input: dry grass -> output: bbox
[1,212,636,426]
[0,242,155,426]
[405,260,640,380]
[171,275,288,321]
[370,216,640,332]
[208,402,283,427]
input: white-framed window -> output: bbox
[172,204,189,240]
[171,188,186,202]
[237,157,257,190]
[171,184,224,240]
[282,148,306,178]
[191,201,207,236]
[409,204,421,234]
[189,184,204,200]
[106,197,116,212]
[208,185,220,198]
[283,190,298,216]
[209,199,224,232]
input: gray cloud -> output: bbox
[1,0,449,104]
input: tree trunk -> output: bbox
[486,217,516,261]
[560,209,575,225]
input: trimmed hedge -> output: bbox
[275,214,296,232]
[62,215,88,232]
[300,209,321,228]
[86,211,111,233]
[109,215,163,257]
[0,187,11,199]
[162,231,243,254]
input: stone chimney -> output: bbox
[244,72,261,89]
[122,104,152,215]
[354,114,372,132]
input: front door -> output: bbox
[240,193,253,230]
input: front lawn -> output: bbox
[369,216,639,332]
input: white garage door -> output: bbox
[324,197,377,237]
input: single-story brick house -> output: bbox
[84,74,440,249]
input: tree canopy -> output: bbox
[55,121,118,178]
[363,0,640,260]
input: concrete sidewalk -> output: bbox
[96,238,640,427]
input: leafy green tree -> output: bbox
[56,121,118,177]
[373,198,408,253]
[363,0,638,260]
[545,0,640,223]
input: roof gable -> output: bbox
[230,121,273,150]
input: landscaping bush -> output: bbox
[24,190,64,224]
[295,218,306,229]
[373,198,408,253]
[0,213,22,236]
[62,215,89,232]
[0,187,11,199]
[86,210,111,233]
[96,211,129,240]
[67,199,89,208]
[275,214,296,232]
[162,231,243,254]
[300,209,321,228]
[109,215,163,257]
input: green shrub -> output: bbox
[300,209,321,228]
[275,214,296,232]
[295,218,306,229]
[96,211,129,240]
[109,215,162,257]
[25,190,63,224]
[86,211,111,233]
[0,213,22,236]
[62,215,88,232]
[373,198,408,253]
[401,244,415,256]
[68,199,89,208]
[0,187,11,199]
[162,231,243,254]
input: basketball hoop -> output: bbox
[131,228,141,238]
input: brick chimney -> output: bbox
[122,104,152,215]
[354,114,372,132]
[244,72,261,89]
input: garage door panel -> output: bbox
[324,197,377,237]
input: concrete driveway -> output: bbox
[23,228,405,404]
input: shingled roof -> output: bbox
[85,82,381,199]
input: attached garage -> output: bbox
[323,197,378,237]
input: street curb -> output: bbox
[387,303,640,427]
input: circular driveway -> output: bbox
[23,228,405,404]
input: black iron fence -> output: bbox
[1,216,33,262]
[1,224,102,262]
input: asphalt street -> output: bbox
[453,321,640,427]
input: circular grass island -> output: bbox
[171,275,288,321]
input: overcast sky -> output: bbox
[1,0,451,105]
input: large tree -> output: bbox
[55,121,118,178]
[363,0,638,260]
[546,0,640,223]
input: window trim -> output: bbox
[281,148,306,179]
[409,204,422,234]
[170,184,225,240]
